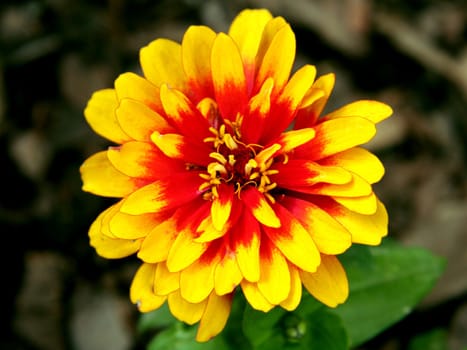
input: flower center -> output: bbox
[200,124,279,202]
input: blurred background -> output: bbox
[0,0,466,349]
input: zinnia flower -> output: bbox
[80,9,391,342]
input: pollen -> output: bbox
[200,124,280,200]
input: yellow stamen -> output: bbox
[210,152,227,164]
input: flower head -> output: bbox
[80,9,391,342]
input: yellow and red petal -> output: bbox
[275,128,316,154]
[168,289,207,325]
[84,89,131,144]
[211,33,248,121]
[262,65,316,141]
[231,208,261,282]
[114,72,163,113]
[300,255,348,307]
[89,204,143,258]
[211,183,234,231]
[130,263,167,312]
[242,187,280,228]
[80,151,140,198]
[120,173,203,215]
[273,160,352,188]
[295,116,376,160]
[326,100,393,124]
[182,25,216,101]
[116,99,174,141]
[154,262,180,295]
[241,280,274,312]
[320,147,385,184]
[140,39,186,90]
[151,131,212,165]
[280,264,302,311]
[263,203,321,273]
[281,196,351,255]
[196,293,233,342]
[159,84,211,140]
[107,141,183,180]
[257,238,290,305]
[241,77,274,144]
[228,9,273,90]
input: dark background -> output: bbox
[1,0,466,349]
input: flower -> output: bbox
[80,9,392,342]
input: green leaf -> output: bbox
[137,303,175,334]
[242,306,286,347]
[333,242,445,347]
[306,310,348,350]
[147,323,230,350]
[242,304,347,350]
[408,328,448,350]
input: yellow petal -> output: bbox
[89,205,142,259]
[130,263,167,312]
[167,229,208,272]
[258,244,290,305]
[116,98,173,141]
[196,293,232,342]
[333,198,388,245]
[256,23,295,95]
[278,64,316,111]
[300,255,348,307]
[194,216,228,243]
[281,197,351,255]
[241,280,274,312]
[154,262,180,295]
[326,100,393,124]
[265,203,321,273]
[320,147,385,184]
[109,210,164,240]
[333,192,377,215]
[280,264,302,311]
[308,73,335,117]
[107,141,158,178]
[84,89,130,144]
[214,254,242,295]
[180,259,217,303]
[80,151,137,198]
[168,289,207,325]
[140,39,186,90]
[138,218,178,263]
[310,172,373,198]
[114,72,163,113]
